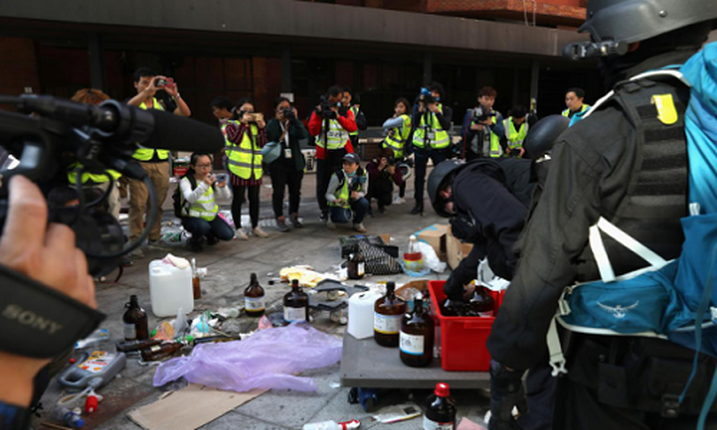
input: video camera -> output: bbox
[319,96,344,119]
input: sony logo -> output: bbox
[2,304,63,335]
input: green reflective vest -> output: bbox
[349,106,360,137]
[561,104,590,117]
[502,118,529,150]
[328,171,367,209]
[315,117,350,150]
[486,115,502,158]
[133,98,170,162]
[412,104,450,149]
[383,114,411,158]
[67,162,122,185]
[181,178,219,221]
[226,123,263,180]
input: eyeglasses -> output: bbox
[195,163,212,168]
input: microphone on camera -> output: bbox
[16,95,225,154]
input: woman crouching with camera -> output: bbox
[180,153,234,252]
[225,98,268,240]
[265,97,309,232]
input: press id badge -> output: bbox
[285,148,293,159]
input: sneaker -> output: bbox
[353,223,368,233]
[128,247,145,259]
[410,205,423,215]
[290,214,304,228]
[326,219,336,230]
[235,229,249,241]
[276,218,290,233]
[393,196,406,205]
[319,212,329,223]
[147,239,166,250]
[253,226,269,238]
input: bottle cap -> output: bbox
[435,382,450,397]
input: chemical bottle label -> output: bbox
[423,416,455,430]
[245,296,265,311]
[358,262,365,277]
[123,323,137,340]
[284,306,307,323]
[374,312,402,335]
[399,331,425,355]
[78,351,118,374]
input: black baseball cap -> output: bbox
[342,153,361,164]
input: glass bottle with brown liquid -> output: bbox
[373,281,406,347]
[347,252,365,280]
[123,295,149,341]
[140,342,184,361]
[191,258,201,300]
[467,287,495,317]
[283,279,309,323]
[244,273,266,317]
[400,293,434,367]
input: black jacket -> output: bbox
[486,50,696,371]
[265,118,308,171]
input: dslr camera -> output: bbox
[473,107,496,123]
[154,77,169,87]
[319,96,344,120]
[282,108,296,121]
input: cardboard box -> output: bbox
[446,225,474,270]
[416,224,448,262]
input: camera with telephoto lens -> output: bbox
[473,107,497,123]
[282,108,295,121]
[419,93,435,106]
[387,156,397,166]
[319,96,342,119]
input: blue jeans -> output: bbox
[181,216,235,242]
[330,197,368,224]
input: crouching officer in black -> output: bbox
[486,2,717,429]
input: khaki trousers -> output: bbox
[128,161,170,241]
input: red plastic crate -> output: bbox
[428,280,505,372]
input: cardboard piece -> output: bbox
[127,384,266,430]
[446,225,474,270]
[416,224,448,262]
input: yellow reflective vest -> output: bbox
[502,118,529,150]
[561,104,590,118]
[226,123,263,180]
[328,170,368,209]
[133,98,170,162]
[181,178,219,221]
[315,118,350,150]
[67,162,122,185]
[383,114,411,158]
[413,104,450,149]
[349,106,360,137]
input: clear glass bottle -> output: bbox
[404,235,424,272]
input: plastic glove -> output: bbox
[489,360,526,430]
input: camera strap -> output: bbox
[0,264,105,359]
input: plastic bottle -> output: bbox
[302,420,361,430]
[467,287,495,317]
[423,383,457,430]
[346,252,366,280]
[123,295,149,341]
[283,279,309,323]
[191,258,201,300]
[404,235,424,272]
[52,406,85,428]
[400,293,434,367]
[244,273,266,317]
[373,281,407,347]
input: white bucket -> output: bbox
[148,260,194,317]
[347,291,381,340]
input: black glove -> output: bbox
[489,360,527,430]
[443,276,465,302]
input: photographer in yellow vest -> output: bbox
[125,67,192,258]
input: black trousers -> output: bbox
[369,177,394,210]
[269,161,304,218]
[231,184,260,229]
[316,148,347,214]
[413,147,447,207]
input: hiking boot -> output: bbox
[290,214,304,228]
[253,226,269,238]
[353,223,368,233]
[235,229,249,241]
[276,218,290,233]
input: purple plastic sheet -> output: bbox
[153,324,342,392]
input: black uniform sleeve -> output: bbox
[435,106,452,131]
[486,139,607,371]
[355,110,368,131]
[444,244,487,300]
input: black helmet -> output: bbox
[524,115,570,159]
[564,0,717,60]
[428,159,465,217]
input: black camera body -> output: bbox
[473,107,497,123]
[319,96,344,119]
[283,108,296,121]
[155,77,169,87]
[386,156,397,166]
[419,93,436,105]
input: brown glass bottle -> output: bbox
[468,287,495,317]
[116,338,162,353]
[347,252,365,280]
[140,342,183,361]
[191,258,201,300]
[373,282,407,347]
[283,279,309,323]
[439,298,461,317]
[244,273,266,317]
[123,295,149,341]
[423,382,457,429]
[400,293,434,367]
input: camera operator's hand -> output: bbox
[517,147,526,158]
[241,112,252,124]
[204,173,216,186]
[0,176,97,407]
[330,106,340,116]
[428,103,440,113]
[162,78,179,97]
[350,191,360,200]
[379,157,388,170]
[256,117,266,129]
[418,103,425,113]
[217,179,227,188]
[471,123,484,131]
[387,164,397,176]
[489,360,527,430]
[335,198,347,207]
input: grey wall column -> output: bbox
[530,60,540,113]
[88,31,106,90]
[281,44,292,94]
[422,52,432,87]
